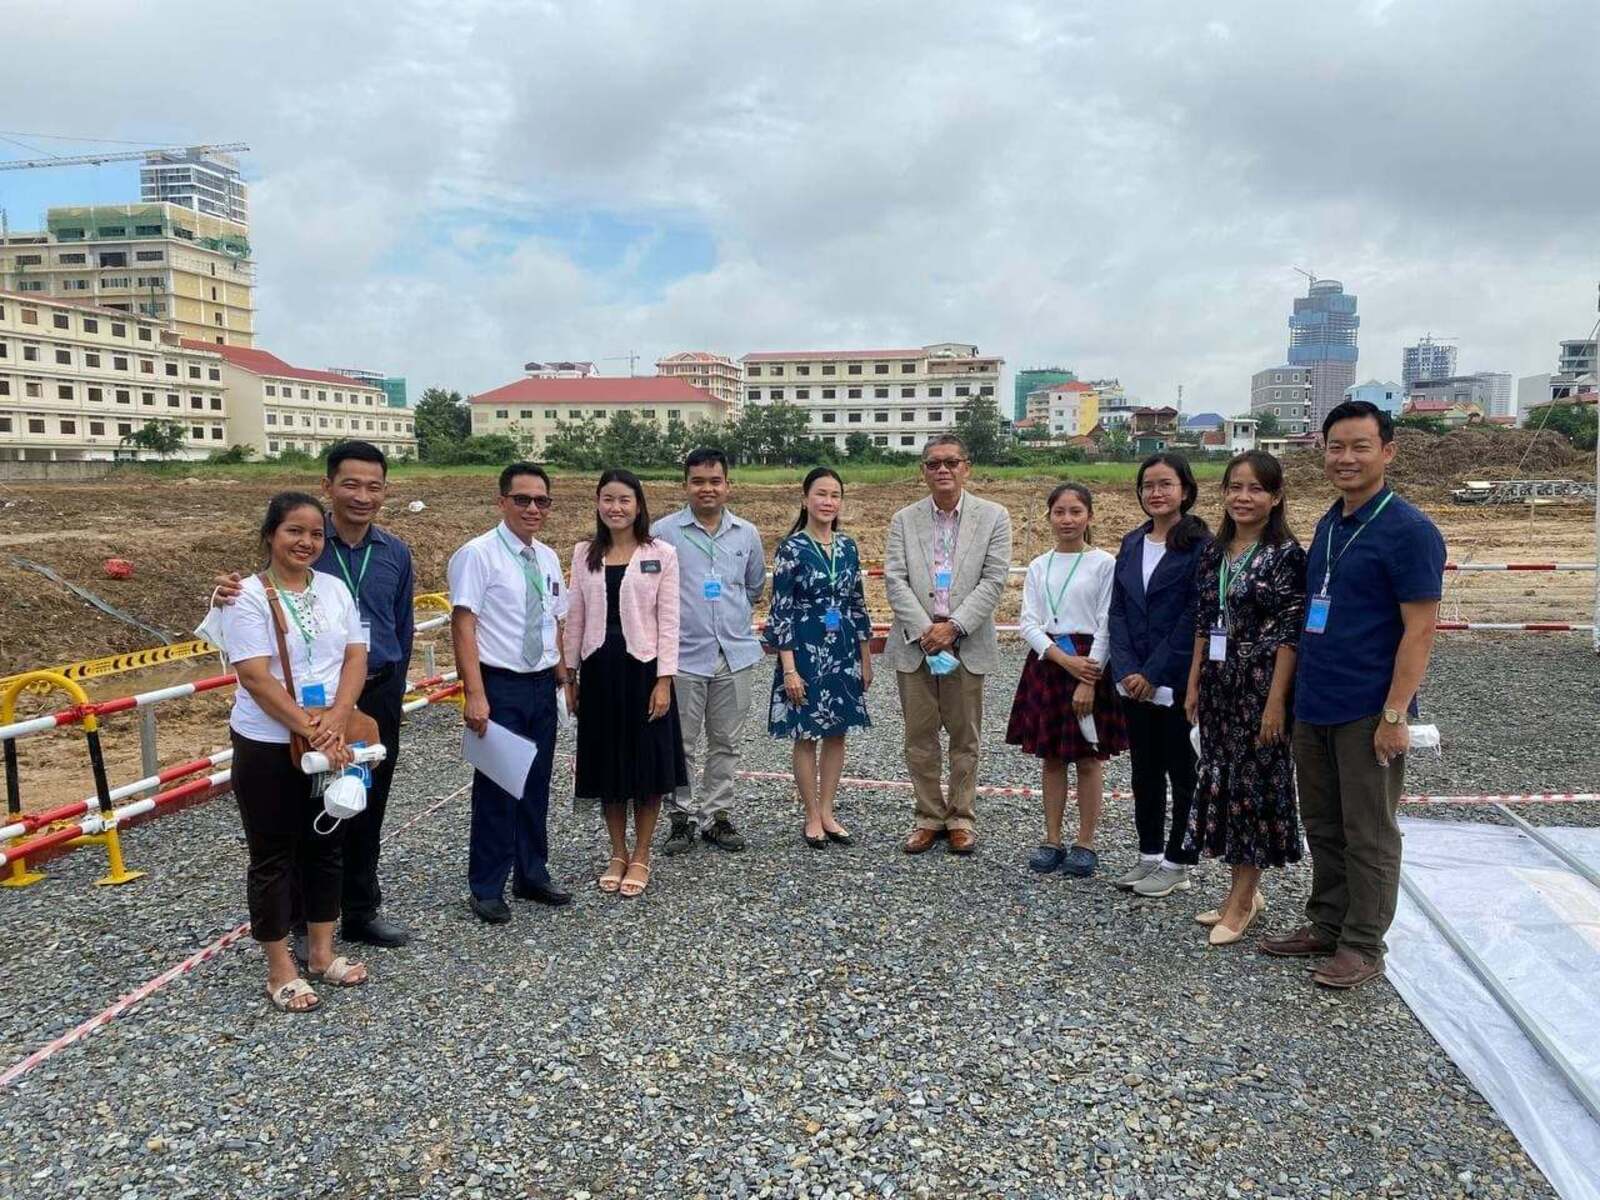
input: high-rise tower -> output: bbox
[1287,278,1359,429]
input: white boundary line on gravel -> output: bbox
[0,780,472,1090]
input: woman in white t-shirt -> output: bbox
[1005,483,1127,879]
[216,491,371,1013]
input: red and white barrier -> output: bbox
[1445,562,1595,572]
[0,749,232,843]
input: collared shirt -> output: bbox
[447,522,569,672]
[1293,486,1446,726]
[929,492,963,616]
[315,519,414,673]
[649,506,767,676]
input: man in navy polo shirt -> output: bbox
[1260,400,1444,989]
[214,440,416,949]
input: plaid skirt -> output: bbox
[1005,634,1130,762]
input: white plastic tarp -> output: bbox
[1389,818,1600,1200]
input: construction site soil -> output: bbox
[0,435,1593,813]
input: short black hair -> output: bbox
[1322,399,1394,444]
[683,447,730,479]
[922,433,968,460]
[325,440,388,479]
[499,462,551,494]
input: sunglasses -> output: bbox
[922,457,966,471]
[504,494,552,510]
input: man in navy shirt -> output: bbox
[215,441,416,949]
[1261,401,1444,989]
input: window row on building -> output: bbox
[0,412,226,442]
[746,384,995,403]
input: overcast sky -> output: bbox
[4,0,1598,412]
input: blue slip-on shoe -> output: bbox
[1059,845,1100,878]
[1028,843,1067,873]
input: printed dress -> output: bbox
[1185,539,1308,867]
[765,531,873,740]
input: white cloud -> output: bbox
[11,0,1599,411]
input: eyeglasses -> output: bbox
[1140,480,1179,494]
[922,457,966,471]
[504,494,552,510]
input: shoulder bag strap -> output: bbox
[257,572,298,702]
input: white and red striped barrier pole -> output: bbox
[1445,562,1595,572]
[0,673,238,743]
[0,749,232,843]
[733,769,1598,807]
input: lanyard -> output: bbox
[683,527,719,567]
[333,540,372,603]
[268,571,316,653]
[1218,543,1259,624]
[803,533,838,589]
[1320,491,1395,594]
[495,528,546,600]
[1044,550,1084,618]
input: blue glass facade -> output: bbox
[1287,280,1359,426]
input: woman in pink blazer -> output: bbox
[564,468,688,898]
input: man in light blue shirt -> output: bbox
[650,448,767,854]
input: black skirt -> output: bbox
[574,626,688,807]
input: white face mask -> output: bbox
[313,773,368,836]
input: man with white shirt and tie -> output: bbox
[449,463,572,925]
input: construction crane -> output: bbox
[1293,266,1317,286]
[603,352,640,377]
[0,142,249,171]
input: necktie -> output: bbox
[521,546,545,667]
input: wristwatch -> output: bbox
[1382,707,1403,725]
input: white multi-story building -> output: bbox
[1087,378,1132,429]
[740,342,1003,453]
[1046,381,1099,437]
[1249,364,1313,435]
[0,291,226,461]
[656,351,743,416]
[195,341,416,461]
[140,149,250,226]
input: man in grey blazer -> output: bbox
[884,434,1013,855]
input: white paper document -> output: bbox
[1115,681,1175,707]
[461,720,538,795]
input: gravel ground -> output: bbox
[0,637,1594,1199]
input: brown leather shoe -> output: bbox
[903,828,939,855]
[947,828,976,855]
[1257,924,1337,958]
[1312,948,1385,990]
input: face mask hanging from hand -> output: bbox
[925,650,960,676]
[313,772,368,836]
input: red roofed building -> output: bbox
[739,342,1003,453]
[470,373,730,455]
[186,339,417,460]
[1403,394,1481,428]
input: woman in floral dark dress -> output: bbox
[766,467,873,848]
[1183,451,1307,946]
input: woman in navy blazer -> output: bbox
[1107,452,1212,900]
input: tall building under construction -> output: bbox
[1288,278,1359,429]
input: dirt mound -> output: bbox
[1282,427,1593,495]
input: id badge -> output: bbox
[703,575,723,601]
[824,606,842,632]
[1305,594,1331,635]
[934,569,953,590]
[1208,628,1228,662]
[1052,634,1075,654]
[299,682,328,707]
[358,619,372,646]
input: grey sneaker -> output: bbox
[1131,863,1191,897]
[662,814,696,856]
[1114,860,1162,891]
[701,816,746,852]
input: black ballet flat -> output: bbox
[804,832,829,849]
[824,829,853,846]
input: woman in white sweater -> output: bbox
[1005,483,1129,878]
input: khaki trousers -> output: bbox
[897,663,986,831]
[1293,714,1406,960]
[669,653,755,830]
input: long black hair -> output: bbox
[1135,451,1208,552]
[1045,481,1094,545]
[1216,450,1294,548]
[788,466,844,535]
[585,468,654,572]
[258,490,325,562]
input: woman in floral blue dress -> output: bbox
[766,467,874,848]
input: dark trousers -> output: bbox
[232,731,343,943]
[1293,715,1405,960]
[469,665,558,901]
[341,664,406,925]
[1124,699,1198,864]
